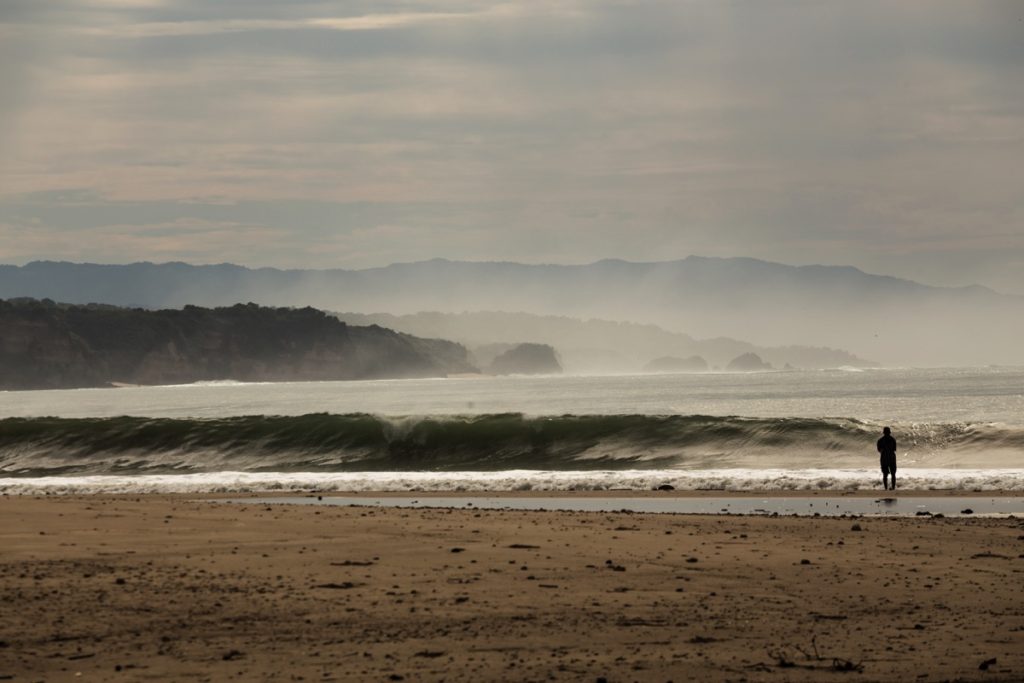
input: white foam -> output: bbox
[3,468,1024,495]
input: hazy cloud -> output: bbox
[1,0,1022,292]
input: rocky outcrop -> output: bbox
[642,356,709,373]
[0,299,476,390]
[487,343,562,376]
[726,352,773,372]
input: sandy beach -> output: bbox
[2,493,1022,682]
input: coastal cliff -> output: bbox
[0,299,476,390]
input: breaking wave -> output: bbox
[2,413,1022,478]
[5,469,1024,495]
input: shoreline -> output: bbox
[224,488,1024,498]
[2,493,1023,681]
[6,466,1024,497]
[8,487,1023,499]
[216,492,1024,518]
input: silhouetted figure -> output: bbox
[877,427,897,490]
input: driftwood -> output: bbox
[763,635,864,674]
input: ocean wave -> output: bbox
[3,468,1024,495]
[2,413,1022,477]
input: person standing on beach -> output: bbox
[877,427,897,490]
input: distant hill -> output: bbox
[487,343,562,376]
[0,299,475,390]
[1,257,1021,365]
[333,311,872,373]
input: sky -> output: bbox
[1,0,1022,293]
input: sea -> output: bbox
[1,367,1023,495]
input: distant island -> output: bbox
[334,311,874,373]
[487,343,562,375]
[0,299,476,390]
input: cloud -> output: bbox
[0,215,289,266]
[0,1,1022,293]
[69,8,520,39]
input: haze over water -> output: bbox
[3,367,1022,425]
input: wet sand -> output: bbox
[1,493,1022,682]
[226,492,1024,517]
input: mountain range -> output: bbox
[1,257,1020,366]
